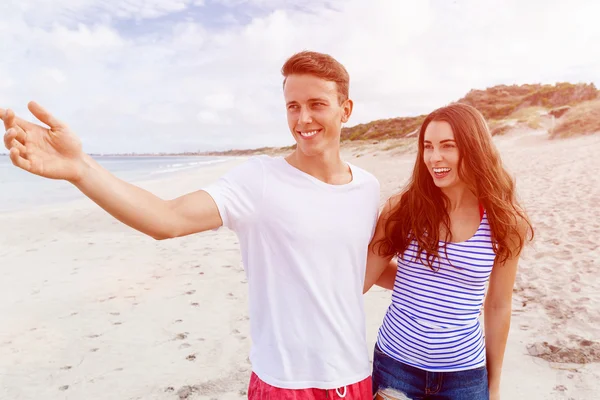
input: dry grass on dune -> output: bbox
[488,106,550,136]
[551,99,600,138]
[508,106,547,129]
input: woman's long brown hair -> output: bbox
[375,103,533,270]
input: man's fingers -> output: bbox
[1,107,41,131]
[4,127,26,150]
[2,109,16,131]
[9,147,32,171]
[10,138,28,156]
[4,128,16,150]
[28,101,65,130]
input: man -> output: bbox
[2,51,380,399]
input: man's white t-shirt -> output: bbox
[203,155,380,390]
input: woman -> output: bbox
[364,103,533,400]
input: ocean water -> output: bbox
[0,155,229,212]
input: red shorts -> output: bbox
[247,372,373,399]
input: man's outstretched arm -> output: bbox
[2,102,223,240]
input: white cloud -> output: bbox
[13,0,202,24]
[1,0,599,153]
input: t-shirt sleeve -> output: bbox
[370,177,382,239]
[202,156,266,232]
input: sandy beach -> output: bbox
[1,129,599,399]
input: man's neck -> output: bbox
[285,148,351,185]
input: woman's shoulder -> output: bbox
[382,193,403,214]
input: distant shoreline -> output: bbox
[2,82,597,159]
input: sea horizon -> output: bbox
[0,155,230,213]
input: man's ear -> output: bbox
[342,98,353,123]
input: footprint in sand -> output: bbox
[232,329,247,340]
[186,354,196,361]
[88,334,101,339]
[179,343,191,349]
[222,265,232,269]
[174,333,188,340]
[191,302,199,307]
[554,250,572,261]
[174,319,183,324]
[185,290,196,295]
[113,322,122,325]
[60,366,72,370]
[59,385,69,391]
[110,312,120,316]
[176,385,196,399]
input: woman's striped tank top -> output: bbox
[376,211,496,372]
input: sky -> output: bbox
[1,0,599,154]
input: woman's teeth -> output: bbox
[300,130,319,137]
[433,167,451,173]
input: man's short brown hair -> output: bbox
[281,51,350,104]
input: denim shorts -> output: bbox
[372,343,489,400]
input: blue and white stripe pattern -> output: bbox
[376,212,496,372]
